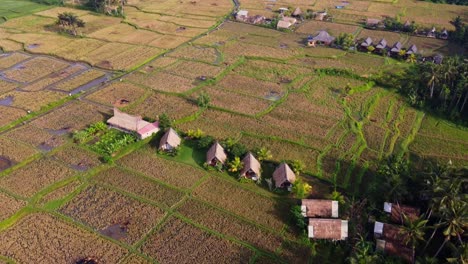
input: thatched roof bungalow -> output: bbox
[384,202,420,224]
[240,152,261,181]
[159,128,181,151]
[206,141,227,166]
[273,163,296,189]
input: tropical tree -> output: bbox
[399,214,428,260]
[227,157,243,173]
[349,236,381,264]
[158,113,172,130]
[292,179,312,199]
[288,159,305,174]
[255,147,272,161]
[327,190,346,205]
[56,12,85,36]
[434,200,467,258]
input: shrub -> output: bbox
[72,130,90,144]
[288,160,305,174]
[290,205,307,230]
[197,135,214,149]
[158,113,172,130]
[292,179,312,199]
[197,92,211,108]
[187,128,204,139]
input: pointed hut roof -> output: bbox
[292,7,302,16]
[240,152,261,177]
[376,38,387,49]
[206,142,227,164]
[159,128,181,149]
[361,37,373,47]
[312,30,335,44]
[390,42,402,52]
[273,163,296,188]
[406,44,417,55]
[277,20,292,29]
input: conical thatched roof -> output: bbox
[390,42,402,52]
[312,30,335,44]
[376,38,387,49]
[159,128,181,149]
[240,152,261,178]
[406,44,417,55]
[206,142,227,164]
[292,7,302,16]
[273,163,296,188]
[361,37,373,47]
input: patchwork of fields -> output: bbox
[0,1,467,263]
[0,0,233,70]
[240,0,468,30]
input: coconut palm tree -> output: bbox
[227,157,243,173]
[434,200,467,258]
[256,147,272,162]
[400,214,428,261]
[57,12,85,36]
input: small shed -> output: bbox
[240,152,261,181]
[277,20,292,30]
[360,37,373,47]
[405,44,418,55]
[273,163,296,189]
[374,221,409,242]
[292,7,302,17]
[159,128,181,151]
[236,10,249,21]
[301,199,339,218]
[206,141,227,166]
[384,202,420,223]
[282,16,297,24]
[376,239,414,263]
[308,218,348,240]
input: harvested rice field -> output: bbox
[0,1,466,263]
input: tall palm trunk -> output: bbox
[434,237,449,258]
[460,91,468,113]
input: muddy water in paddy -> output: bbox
[0,95,13,106]
[0,156,13,171]
[100,223,128,240]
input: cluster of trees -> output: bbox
[449,16,468,50]
[83,0,127,16]
[424,0,467,5]
[378,56,468,121]
[382,17,417,33]
[57,12,85,36]
[369,157,467,263]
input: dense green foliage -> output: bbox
[449,16,468,50]
[92,129,136,156]
[425,0,467,5]
[158,113,172,130]
[378,56,468,121]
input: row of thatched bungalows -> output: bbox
[107,108,297,189]
[360,37,418,57]
[160,130,296,189]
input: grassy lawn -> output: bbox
[160,140,206,169]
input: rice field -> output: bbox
[0,3,466,263]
